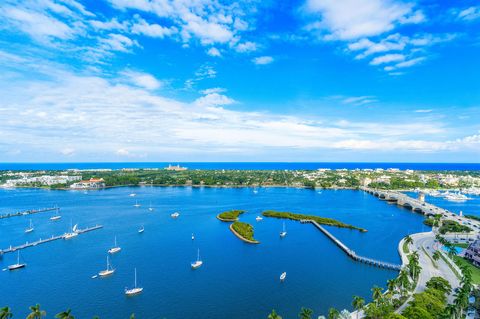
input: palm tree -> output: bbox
[447,246,457,259]
[442,304,457,319]
[432,250,441,261]
[351,296,365,319]
[268,310,282,319]
[56,309,75,319]
[298,307,313,319]
[397,269,410,293]
[328,308,339,319]
[371,286,383,305]
[386,278,397,294]
[454,288,469,318]
[27,304,46,319]
[404,235,413,246]
[0,307,13,319]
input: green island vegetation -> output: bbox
[230,221,259,243]
[2,168,480,190]
[262,210,367,232]
[453,256,480,285]
[217,210,245,221]
[438,220,472,234]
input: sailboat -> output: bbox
[8,251,27,270]
[108,236,121,254]
[280,272,287,282]
[191,233,195,240]
[256,216,263,221]
[133,200,141,207]
[50,206,61,221]
[148,202,154,212]
[191,248,203,269]
[98,255,115,277]
[25,219,34,233]
[138,225,145,234]
[280,222,287,238]
[171,212,180,218]
[64,221,78,239]
[129,193,136,197]
[125,268,143,296]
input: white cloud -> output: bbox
[121,70,162,90]
[194,93,235,107]
[303,0,424,40]
[235,41,257,53]
[99,33,140,53]
[370,53,405,65]
[414,109,432,113]
[131,16,177,38]
[200,88,226,95]
[116,148,130,156]
[457,6,480,21]
[206,47,222,57]
[61,147,75,156]
[252,56,274,65]
[342,96,378,106]
[90,18,129,31]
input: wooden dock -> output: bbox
[0,207,59,220]
[0,225,103,255]
[300,219,402,271]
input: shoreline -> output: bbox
[229,223,260,244]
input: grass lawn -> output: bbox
[453,256,480,284]
[403,241,409,254]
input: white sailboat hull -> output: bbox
[108,247,121,254]
[125,287,143,296]
[8,263,26,270]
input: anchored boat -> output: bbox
[191,248,203,269]
[108,236,121,254]
[98,255,115,277]
[8,251,26,271]
[125,268,143,296]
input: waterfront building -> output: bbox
[165,164,188,171]
[70,178,106,189]
[464,238,480,267]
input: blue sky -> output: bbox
[0,0,479,162]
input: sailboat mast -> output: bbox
[134,268,137,288]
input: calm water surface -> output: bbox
[1,187,428,318]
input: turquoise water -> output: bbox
[0,187,427,318]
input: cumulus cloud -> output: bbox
[457,6,480,21]
[121,70,163,90]
[252,56,274,65]
[206,47,222,57]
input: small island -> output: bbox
[230,221,260,244]
[262,210,367,232]
[217,209,245,222]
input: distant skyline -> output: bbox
[0,0,479,162]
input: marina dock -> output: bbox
[0,225,103,255]
[0,207,60,220]
[300,219,402,270]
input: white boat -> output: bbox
[50,207,61,221]
[191,248,203,269]
[129,193,136,197]
[108,236,121,254]
[125,268,143,296]
[256,216,263,221]
[133,200,141,207]
[8,251,26,271]
[280,222,287,238]
[148,202,154,212]
[25,219,34,233]
[171,212,180,218]
[191,233,195,240]
[64,221,78,239]
[91,275,98,279]
[253,188,258,194]
[445,192,472,202]
[138,226,144,234]
[98,255,115,277]
[280,272,287,281]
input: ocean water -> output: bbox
[1,162,479,171]
[1,187,428,319]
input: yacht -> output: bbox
[191,248,203,269]
[50,207,61,221]
[148,202,154,212]
[108,236,121,254]
[280,222,287,238]
[125,268,143,296]
[64,222,78,239]
[8,251,26,271]
[445,193,471,202]
[171,212,180,218]
[133,200,141,207]
[138,226,144,234]
[25,219,34,233]
[191,233,195,240]
[129,193,136,197]
[98,255,115,277]
[256,216,263,221]
[280,272,287,281]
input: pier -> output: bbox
[0,225,103,255]
[360,187,451,217]
[300,219,402,271]
[0,207,60,220]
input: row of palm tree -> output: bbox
[0,305,136,319]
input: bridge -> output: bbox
[300,219,402,271]
[0,225,103,256]
[360,187,451,217]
